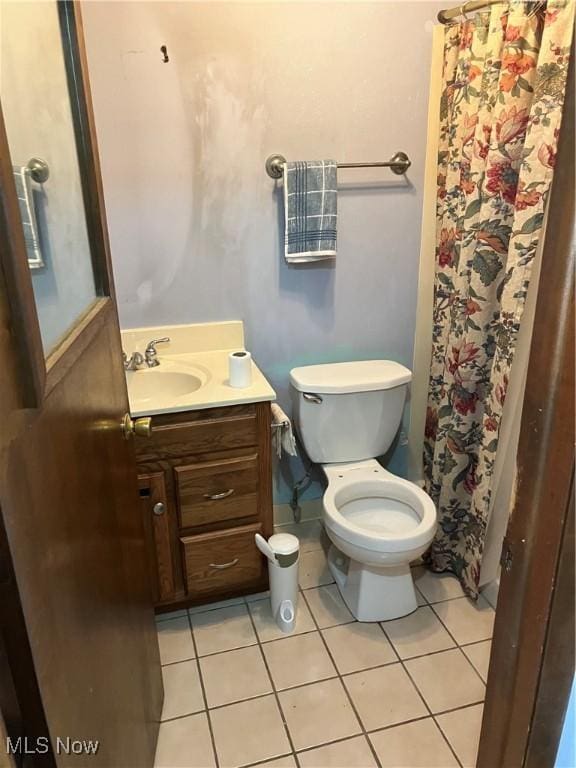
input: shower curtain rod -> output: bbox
[438,0,506,24]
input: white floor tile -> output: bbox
[299,549,334,589]
[414,569,465,603]
[462,640,492,682]
[382,606,456,659]
[322,622,396,674]
[436,703,484,767]
[191,604,257,656]
[405,649,485,713]
[279,678,361,751]
[200,645,272,708]
[210,695,290,768]
[154,712,215,768]
[433,596,495,645]
[161,660,204,721]
[369,718,459,767]
[263,632,336,690]
[304,584,354,628]
[157,616,195,665]
[249,596,316,643]
[298,735,377,768]
[344,663,427,731]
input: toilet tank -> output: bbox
[289,360,412,464]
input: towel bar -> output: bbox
[265,152,411,179]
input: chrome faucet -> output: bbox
[144,337,171,367]
[123,351,145,371]
[123,337,170,371]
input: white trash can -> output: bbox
[255,532,300,633]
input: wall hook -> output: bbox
[160,45,169,63]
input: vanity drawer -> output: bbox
[135,405,258,462]
[181,524,264,597]
[175,454,259,529]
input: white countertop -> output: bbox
[121,321,276,417]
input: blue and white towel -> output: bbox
[283,160,337,263]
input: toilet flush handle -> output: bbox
[303,392,323,404]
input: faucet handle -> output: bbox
[145,337,170,353]
[145,337,170,367]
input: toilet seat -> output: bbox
[322,460,437,555]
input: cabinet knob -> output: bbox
[153,502,165,516]
[122,413,152,439]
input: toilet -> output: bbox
[290,360,437,622]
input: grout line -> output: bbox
[245,600,300,767]
[159,706,209,724]
[427,603,491,689]
[242,752,295,768]
[160,654,197,667]
[299,589,383,768]
[460,638,493,648]
[157,692,486,730]
[187,612,221,768]
[378,620,464,768]
[160,627,466,668]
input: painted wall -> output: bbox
[82,1,442,501]
[556,677,575,768]
[0,1,96,354]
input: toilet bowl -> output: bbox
[322,460,436,621]
[289,359,438,622]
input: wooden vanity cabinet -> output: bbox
[135,402,273,612]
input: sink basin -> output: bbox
[127,368,206,403]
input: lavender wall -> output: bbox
[82,1,442,501]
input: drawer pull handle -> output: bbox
[204,489,235,501]
[209,558,239,570]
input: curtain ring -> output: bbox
[460,2,470,20]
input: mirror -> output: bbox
[0,0,98,354]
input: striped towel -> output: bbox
[283,160,337,263]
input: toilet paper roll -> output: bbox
[229,350,252,388]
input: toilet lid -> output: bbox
[338,496,420,536]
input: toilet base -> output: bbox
[327,545,418,622]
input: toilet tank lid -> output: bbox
[289,360,412,394]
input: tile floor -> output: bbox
[154,519,495,768]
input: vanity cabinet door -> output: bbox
[180,523,264,597]
[139,472,176,602]
[175,453,259,529]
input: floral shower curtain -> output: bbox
[423,0,574,598]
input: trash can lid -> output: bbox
[268,532,299,556]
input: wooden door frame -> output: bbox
[477,55,575,767]
[0,0,127,761]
